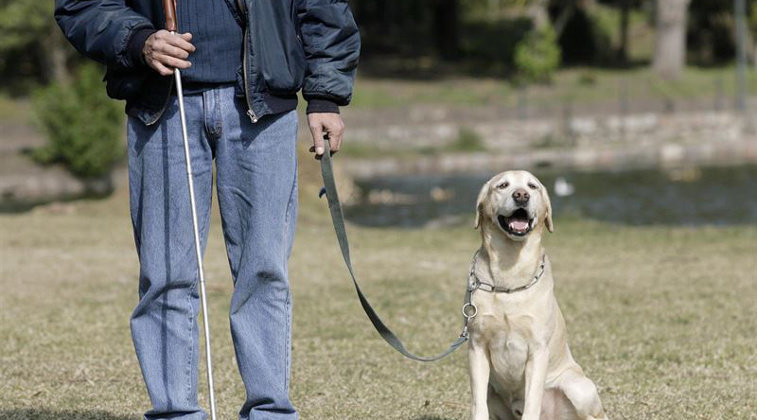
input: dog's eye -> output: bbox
[527,182,539,190]
[496,182,509,190]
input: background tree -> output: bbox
[32,63,123,179]
[434,0,461,60]
[0,0,72,91]
[617,0,631,65]
[748,0,757,68]
[687,0,739,64]
[653,0,691,79]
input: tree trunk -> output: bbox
[39,24,71,84]
[747,24,757,70]
[653,0,691,79]
[528,0,550,30]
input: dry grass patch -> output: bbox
[1,176,755,419]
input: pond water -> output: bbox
[345,165,757,227]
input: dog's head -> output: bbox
[474,170,554,241]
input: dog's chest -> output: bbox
[472,313,530,390]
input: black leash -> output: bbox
[319,139,470,362]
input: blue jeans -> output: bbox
[127,85,298,420]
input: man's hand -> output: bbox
[307,113,345,160]
[143,30,196,76]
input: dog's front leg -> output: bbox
[469,341,490,420]
[522,346,549,420]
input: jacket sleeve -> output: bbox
[297,0,360,109]
[55,0,155,69]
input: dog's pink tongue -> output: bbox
[509,219,529,231]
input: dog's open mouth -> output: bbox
[498,209,534,236]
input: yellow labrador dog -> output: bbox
[468,170,607,420]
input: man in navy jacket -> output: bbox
[55,1,359,419]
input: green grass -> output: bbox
[2,65,752,122]
[1,164,756,419]
[350,66,757,110]
[350,77,512,109]
[338,128,488,158]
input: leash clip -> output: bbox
[460,302,477,340]
[462,302,478,321]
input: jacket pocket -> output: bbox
[257,3,306,93]
[104,68,147,101]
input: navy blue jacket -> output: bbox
[55,0,360,125]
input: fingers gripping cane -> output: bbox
[162,1,218,419]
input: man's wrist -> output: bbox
[306,99,340,114]
[127,28,157,68]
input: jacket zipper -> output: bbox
[236,0,259,123]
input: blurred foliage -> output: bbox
[32,63,124,178]
[459,16,532,70]
[351,0,436,56]
[353,0,641,77]
[687,0,756,64]
[353,0,754,76]
[0,0,75,93]
[0,0,49,51]
[0,0,752,93]
[515,26,562,82]
[688,0,737,63]
[555,4,614,65]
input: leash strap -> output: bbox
[319,140,469,362]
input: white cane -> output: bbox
[162,1,217,419]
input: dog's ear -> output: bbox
[474,179,492,229]
[539,180,554,233]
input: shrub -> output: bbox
[514,26,562,83]
[459,16,533,70]
[32,63,123,178]
[450,127,486,152]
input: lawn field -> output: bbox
[1,161,756,420]
[347,66,757,111]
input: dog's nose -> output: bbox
[512,188,530,204]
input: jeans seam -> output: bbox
[188,207,205,406]
[283,168,298,227]
[283,112,299,228]
[186,290,193,405]
[284,289,292,393]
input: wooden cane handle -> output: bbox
[163,0,177,32]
